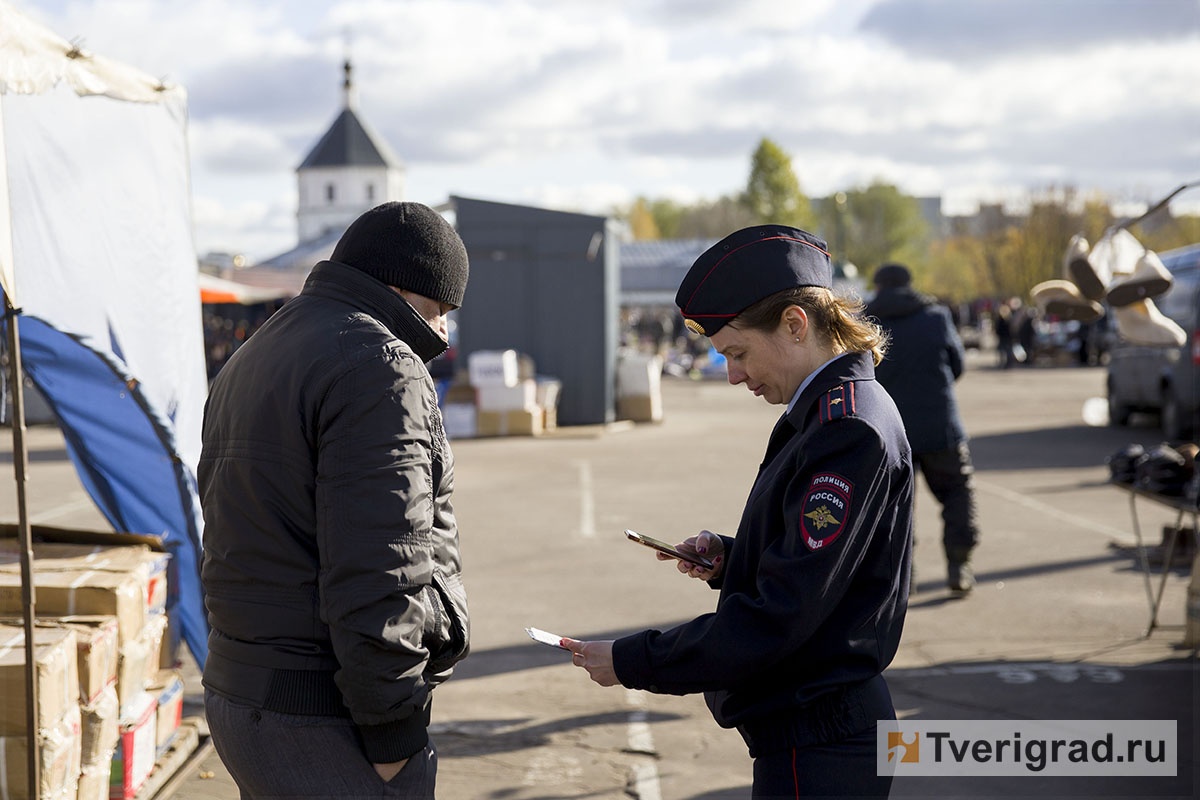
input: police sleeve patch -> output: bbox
[800,473,853,551]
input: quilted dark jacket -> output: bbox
[199,260,469,763]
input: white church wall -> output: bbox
[297,164,404,243]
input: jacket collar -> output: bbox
[302,260,448,362]
[784,350,875,431]
[863,286,934,320]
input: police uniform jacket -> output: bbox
[612,351,913,757]
[864,286,967,454]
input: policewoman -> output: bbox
[563,225,914,798]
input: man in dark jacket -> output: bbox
[199,202,470,798]
[864,263,981,593]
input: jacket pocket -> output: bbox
[426,571,470,673]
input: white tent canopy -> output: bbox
[0,0,210,663]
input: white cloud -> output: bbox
[11,0,1199,259]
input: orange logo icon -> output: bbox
[887,731,919,763]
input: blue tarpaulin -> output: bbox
[3,311,208,666]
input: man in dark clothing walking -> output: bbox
[864,263,981,593]
[199,202,471,798]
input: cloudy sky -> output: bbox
[15,0,1200,261]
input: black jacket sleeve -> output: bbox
[614,418,894,694]
[942,306,966,381]
[315,348,438,762]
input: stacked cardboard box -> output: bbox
[0,625,83,800]
[616,351,664,423]
[0,540,171,800]
[440,382,479,440]
[468,350,561,437]
[146,670,183,758]
[109,691,156,800]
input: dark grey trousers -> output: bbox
[751,725,892,799]
[205,689,436,799]
[914,441,981,563]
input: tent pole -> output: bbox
[5,299,38,799]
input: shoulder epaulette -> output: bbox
[818,382,857,424]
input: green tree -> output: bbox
[816,182,929,277]
[648,198,686,239]
[1135,214,1200,254]
[744,138,814,229]
[925,236,989,302]
[675,195,757,239]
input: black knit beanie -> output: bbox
[331,202,469,308]
[873,263,912,289]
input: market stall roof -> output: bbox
[197,272,292,305]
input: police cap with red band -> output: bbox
[675,225,832,337]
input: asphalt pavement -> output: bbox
[1,351,1195,799]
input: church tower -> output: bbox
[296,60,404,244]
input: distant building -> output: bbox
[916,196,948,239]
[947,203,1023,238]
[619,238,715,307]
[296,59,403,243]
[236,60,403,293]
[618,238,863,308]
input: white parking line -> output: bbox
[974,478,1137,545]
[578,460,595,538]
[29,494,97,524]
[625,689,661,800]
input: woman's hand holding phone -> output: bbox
[658,530,724,581]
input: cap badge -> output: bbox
[684,318,706,335]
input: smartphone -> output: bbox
[525,627,569,650]
[624,529,714,569]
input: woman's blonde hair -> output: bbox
[730,286,889,366]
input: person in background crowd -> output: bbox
[994,301,1017,369]
[864,263,981,593]
[1018,307,1039,367]
[199,202,471,799]
[564,225,913,798]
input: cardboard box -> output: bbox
[109,691,157,800]
[477,380,536,412]
[158,613,181,671]
[0,569,146,647]
[147,670,183,758]
[442,382,477,406]
[0,544,168,614]
[468,349,519,387]
[441,403,477,440]
[80,684,119,768]
[536,379,561,432]
[618,394,663,423]
[535,378,561,412]
[57,616,119,705]
[116,611,166,716]
[0,625,78,736]
[78,762,112,800]
[0,615,118,706]
[517,353,536,381]
[0,705,82,800]
[0,542,170,619]
[140,614,167,686]
[617,353,663,398]
[476,408,543,438]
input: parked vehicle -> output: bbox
[1107,243,1200,440]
